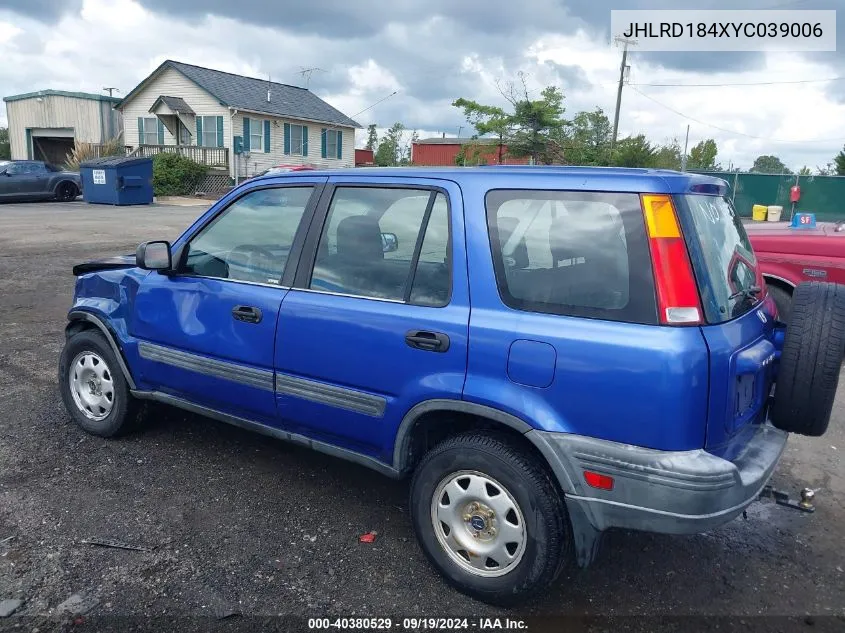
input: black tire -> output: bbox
[55,181,78,202]
[58,330,144,437]
[768,284,793,325]
[771,282,845,437]
[409,432,570,605]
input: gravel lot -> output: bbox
[0,201,843,631]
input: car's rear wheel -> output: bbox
[771,282,845,437]
[410,432,570,605]
[59,330,144,437]
[56,181,78,202]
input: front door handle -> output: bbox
[232,305,262,324]
[405,330,450,353]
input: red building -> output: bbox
[355,148,375,166]
[411,137,530,166]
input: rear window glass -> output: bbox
[676,195,760,323]
[485,190,657,324]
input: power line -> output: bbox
[630,76,845,87]
[629,86,845,144]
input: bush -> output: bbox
[65,137,124,171]
[152,152,208,196]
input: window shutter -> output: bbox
[283,123,291,155]
[217,116,224,148]
[196,117,203,147]
[302,126,308,156]
[243,118,251,152]
[157,119,164,145]
[336,131,342,160]
[137,117,144,145]
[321,128,327,159]
[264,120,271,153]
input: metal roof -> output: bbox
[119,60,360,128]
[415,137,500,145]
[3,89,121,104]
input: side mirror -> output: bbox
[136,240,172,271]
[381,232,399,253]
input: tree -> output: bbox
[751,155,791,174]
[564,108,612,166]
[452,74,568,165]
[798,166,812,176]
[452,98,510,164]
[0,127,9,160]
[816,162,835,176]
[834,145,845,176]
[652,138,683,170]
[374,122,406,166]
[611,134,656,168]
[365,124,378,151]
[686,139,720,171]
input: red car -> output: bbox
[746,219,845,322]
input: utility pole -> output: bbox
[610,37,636,159]
[102,87,119,97]
[681,124,690,171]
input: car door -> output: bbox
[0,163,24,198]
[18,162,50,197]
[130,180,325,424]
[274,177,470,462]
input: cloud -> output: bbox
[0,0,843,171]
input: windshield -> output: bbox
[676,194,760,324]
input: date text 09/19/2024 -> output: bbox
[307,618,527,630]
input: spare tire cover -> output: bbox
[771,282,845,437]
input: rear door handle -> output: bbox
[232,305,262,324]
[405,330,450,353]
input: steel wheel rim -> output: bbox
[430,469,527,578]
[68,351,115,421]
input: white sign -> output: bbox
[92,169,106,185]
[610,10,836,52]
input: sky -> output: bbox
[0,0,843,171]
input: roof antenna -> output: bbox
[267,75,271,103]
[298,67,325,89]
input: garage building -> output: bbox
[3,90,123,165]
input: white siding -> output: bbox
[120,66,229,152]
[6,95,119,160]
[232,111,355,178]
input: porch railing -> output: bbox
[132,144,229,169]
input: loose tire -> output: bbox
[768,284,792,325]
[56,181,78,202]
[59,330,143,437]
[771,282,845,437]
[410,432,570,605]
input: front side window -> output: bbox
[201,116,218,148]
[141,117,158,145]
[182,186,313,284]
[309,187,450,305]
[486,190,656,323]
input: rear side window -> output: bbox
[675,194,760,323]
[486,190,657,324]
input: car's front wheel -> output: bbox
[55,181,78,202]
[410,432,571,605]
[59,330,144,437]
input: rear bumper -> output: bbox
[529,423,788,535]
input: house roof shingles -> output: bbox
[123,60,360,129]
[152,95,195,115]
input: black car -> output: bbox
[0,160,81,202]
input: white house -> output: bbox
[117,60,360,180]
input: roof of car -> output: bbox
[249,166,729,194]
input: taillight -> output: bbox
[641,194,703,325]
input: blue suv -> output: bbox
[60,167,843,603]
